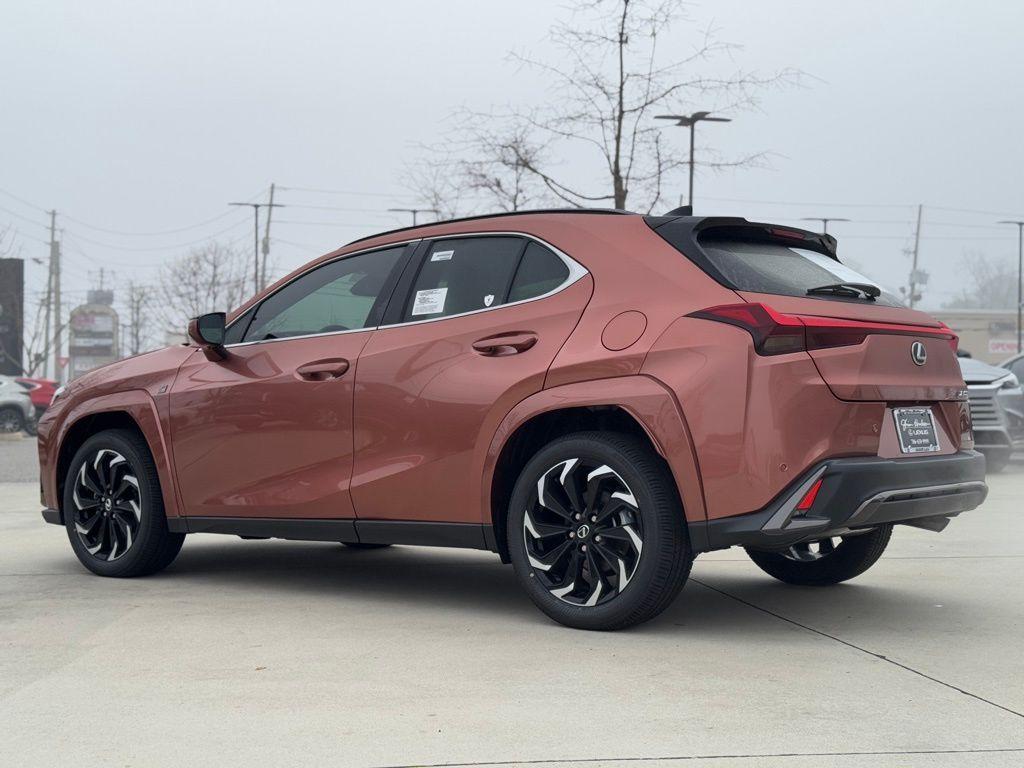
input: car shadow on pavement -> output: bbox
[155,537,954,634]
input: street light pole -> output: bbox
[801,217,850,235]
[655,112,732,211]
[388,207,440,226]
[230,200,284,294]
[998,220,1024,353]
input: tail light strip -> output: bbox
[688,302,958,357]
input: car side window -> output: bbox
[241,247,404,342]
[403,237,525,321]
[508,242,571,303]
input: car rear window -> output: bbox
[650,220,902,307]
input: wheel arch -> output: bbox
[48,391,180,524]
[482,375,707,562]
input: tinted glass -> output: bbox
[508,242,570,303]
[242,247,403,342]
[404,237,524,321]
[1009,357,1024,380]
[698,239,903,307]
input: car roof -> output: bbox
[346,208,634,245]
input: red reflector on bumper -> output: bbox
[795,478,823,511]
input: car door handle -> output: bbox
[296,359,350,381]
[471,333,538,356]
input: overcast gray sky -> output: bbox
[3,0,1023,323]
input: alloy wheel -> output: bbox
[0,409,21,433]
[523,458,644,607]
[72,449,142,562]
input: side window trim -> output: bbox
[379,232,587,330]
[223,241,418,348]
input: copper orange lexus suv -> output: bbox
[37,210,987,630]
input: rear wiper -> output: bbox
[806,282,880,300]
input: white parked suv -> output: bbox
[0,376,34,434]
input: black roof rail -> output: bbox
[347,207,635,245]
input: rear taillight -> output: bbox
[688,302,957,357]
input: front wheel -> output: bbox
[507,432,692,631]
[63,429,185,577]
[0,406,23,434]
[745,525,892,586]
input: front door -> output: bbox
[351,235,592,523]
[169,245,408,519]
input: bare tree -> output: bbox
[123,282,152,356]
[409,0,798,215]
[944,253,1018,310]
[157,242,249,338]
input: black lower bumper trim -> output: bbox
[692,450,987,552]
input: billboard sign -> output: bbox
[69,303,119,379]
[0,258,24,375]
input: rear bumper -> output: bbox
[693,450,987,552]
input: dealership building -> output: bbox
[931,309,1021,364]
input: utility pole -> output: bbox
[908,204,923,309]
[261,183,277,289]
[655,112,732,211]
[388,207,439,226]
[801,217,850,235]
[41,226,53,380]
[997,220,1024,353]
[230,197,284,295]
[48,210,63,384]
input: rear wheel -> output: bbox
[745,525,892,586]
[507,432,692,631]
[63,429,185,577]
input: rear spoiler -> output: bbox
[645,215,838,259]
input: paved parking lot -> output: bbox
[1,435,1022,767]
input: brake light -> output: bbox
[688,302,957,357]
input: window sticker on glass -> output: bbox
[430,250,454,262]
[411,287,448,316]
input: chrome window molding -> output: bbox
[223,231,588,348]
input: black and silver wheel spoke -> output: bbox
[73,449,141,562]
[524,458,644,607]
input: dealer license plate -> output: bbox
[893,407,941,454]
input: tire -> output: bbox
[23,414,38,437]
[0,406,23,434]
[341,542,392,549]
[745,525,893,586]
[63,429,185,577]
[507,431,692,631]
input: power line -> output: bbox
[278,185,416,199]
[62,216,252,252]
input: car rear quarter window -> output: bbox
[403,237,525,321]
[508,242,570,303]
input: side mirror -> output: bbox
[187,312,228,360]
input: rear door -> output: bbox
[351,234,592,524]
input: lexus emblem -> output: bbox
[576,524,591,539]
[911,341,927,366]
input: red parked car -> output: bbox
[16,376,58,414]
[36,210,986,630]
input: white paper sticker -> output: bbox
[411,287,448,316]
[430,249,454,262]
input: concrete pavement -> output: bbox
[1,436,1022,767]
